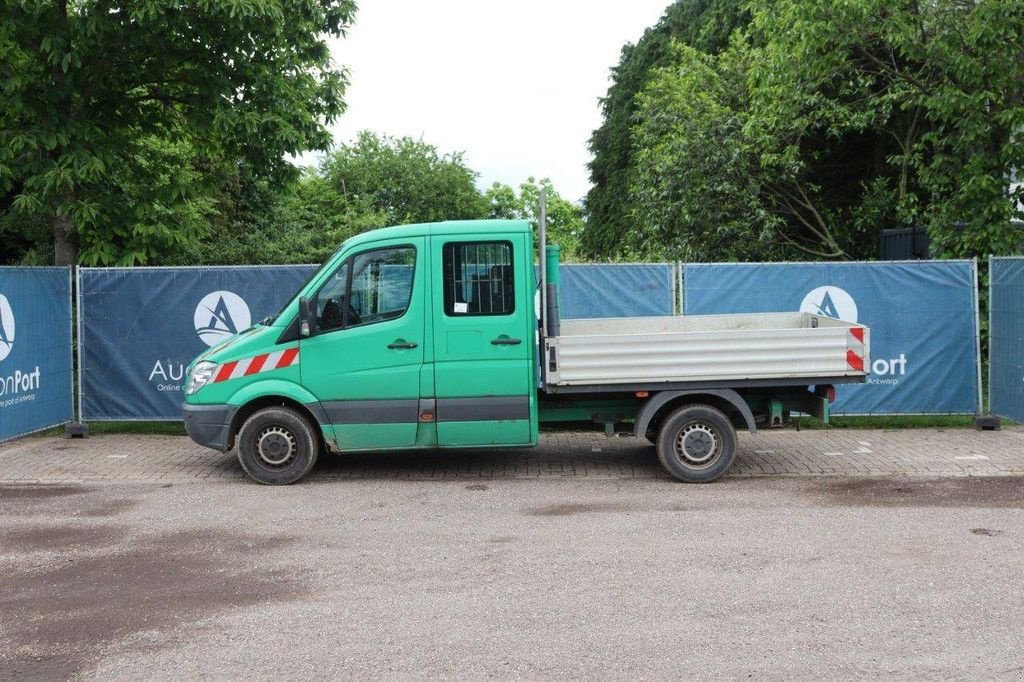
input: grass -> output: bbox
[795,414,976,430]
[35,421,187,437]
[28,414,986,440]
[86,421,188,435]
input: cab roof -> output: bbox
[344,219,532,249]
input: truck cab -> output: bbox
[184,220,541,483]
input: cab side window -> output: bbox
[315,246,416,332]
[442,241,514,316]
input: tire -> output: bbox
[236,407,320,485]
[655,404,736,483]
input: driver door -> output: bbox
[300,238,427,451]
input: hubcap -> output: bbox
[674,422,721,467]
[256,426,297,467]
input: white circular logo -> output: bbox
[800,286,858,323]
[194,291,251,347]
[0,294,14,362]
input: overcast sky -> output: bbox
[299,0,672,203]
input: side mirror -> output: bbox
[299,296,314,338]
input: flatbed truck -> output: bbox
[183,218,869,485]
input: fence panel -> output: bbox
[0,267,73,441]
[989,257,1024,423]
[684,261,981,415]
[79,266,317,420]
[559,264,674,319]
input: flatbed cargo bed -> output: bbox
[543,312,869,392]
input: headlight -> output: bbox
[186,361,218,395]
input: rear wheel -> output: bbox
[236,407,319,485]
[655,404,736,483]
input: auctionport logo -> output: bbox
[0,293,14,362]
[799,285,858,323]
[194,291,251,347]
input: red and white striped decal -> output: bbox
[213,347,299,384]
[846,326,867,372]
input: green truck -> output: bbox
[183,219,870,485]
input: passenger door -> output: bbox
[300,238,427,450]
[430,235,535,446]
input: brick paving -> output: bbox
[0,426,1022,483]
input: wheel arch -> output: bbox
[227,394,327,453]
[633,389,757,438]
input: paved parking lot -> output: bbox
[1,428,1023,679]
[0,426,1022,483]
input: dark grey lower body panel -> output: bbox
[318,399,420,425]
[542,376,866,395]
[182,402,236,452]
[435,396,530,422]
[313,396,531,424]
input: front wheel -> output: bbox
[655,404,736,483]
[236,407,320,485]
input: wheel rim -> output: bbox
[673,421,722,468]
[256,425,297,468]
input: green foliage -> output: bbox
[620,0,1024,262]
[320,131,489,226]
[0,0,357,264]
[583,0,749,258]
[753,0,1024,259]
[153,137,581,267]
[628,43,782,261]
[485,178,584,261]
[81,137,217,265]
[184,169,387,265]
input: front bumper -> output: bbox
[183,402,236,452]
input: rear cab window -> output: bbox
[442,241,514,316]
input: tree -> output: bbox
[624,0,1024,262]
[748,0,1024,259]
[0,0,356,265]
[320,131,489,226]
[184,168,387,266]
[583,0,749,258]
[485,178,584,260]
[632,36,900,261]
[627,44,779,261]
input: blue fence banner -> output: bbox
[989,257,1024,423]
[79,266,317,420]
[559,264,674,319]
[684,261,981,415]
[0,267,73,441]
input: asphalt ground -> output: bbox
[1,429,1023,679]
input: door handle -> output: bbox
[491,337,522,346]
[387,340,418,350]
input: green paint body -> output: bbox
[183,219,827,454]
[185,220,545,451]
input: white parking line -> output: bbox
[955,455,990,461]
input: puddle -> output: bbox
[807,477,1024,508]
[0,484,88,500]
[525,502,630,517]
[0,526,307,678]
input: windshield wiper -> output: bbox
[258,315,277,326]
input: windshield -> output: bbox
[267,242,349,323]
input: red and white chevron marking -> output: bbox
[212,347,299,384]
[846,326,867,372]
